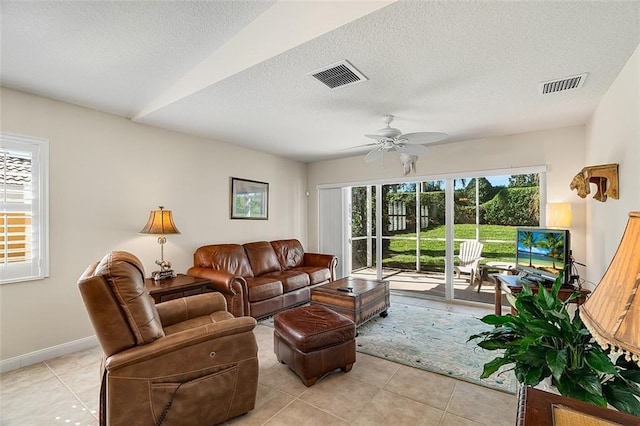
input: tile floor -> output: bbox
[0,295,516,426]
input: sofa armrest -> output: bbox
[186,267,237,294]
[303,253,338,281]
[156,293,227,327]
[186,267,249,317]
[106,316,257,371]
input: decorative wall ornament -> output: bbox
[399,153,418,175]
[569,163,619,202]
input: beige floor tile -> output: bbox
[0,362,55,395]
[73,386,101,418]
[263,399,349,426]
[253,324,275,348]
[352,389,444,426]
[254,325,280,369]
[226,383,294,425]
[1,397,98,426]
[446,381,516,426]
[0,374,95,425]
[440,412,484,426]
[45,345,103,376]
[348,353,401,388]
[258,363,310,398]
[384,365,457,410]
[57,363,101,395]
[299,372,381,423]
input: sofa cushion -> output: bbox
[291,266,330,285]
[263,270,310,293]
[95,251,164,345]
[244,277,283,302]
[244,241,281,276]
[194,244,254,278]
[270,239,305,270]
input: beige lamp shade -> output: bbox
[580,211,640,366]
[546,203,573,228]
[139,206,180,235]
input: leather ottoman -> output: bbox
[273,305,356,386]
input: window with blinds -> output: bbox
[0,133,49,283]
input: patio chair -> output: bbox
[454,240,484,287]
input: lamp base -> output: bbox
[152,269,176,281]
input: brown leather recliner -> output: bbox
[78,251,258,426]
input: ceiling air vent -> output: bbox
[539,73,588,94]
[308,60,368,89]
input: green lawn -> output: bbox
[378,224,518,271]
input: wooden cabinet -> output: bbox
[144,274,212,303]
[517,386,639,425]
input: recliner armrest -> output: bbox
[156,293,227,327]
[106,316,257,371]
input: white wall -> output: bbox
[0,88,308,361]
[585,44,640,284]
[308,125,587,277]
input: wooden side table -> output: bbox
[517,386,639,425]
[491,274,590,316]
[144,274,212,303]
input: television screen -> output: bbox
[515,227,570,284]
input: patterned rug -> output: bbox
[354,302,517,394]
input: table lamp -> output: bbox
[139,206,180,280]
[546,203,572,228]
[580,211,640,366]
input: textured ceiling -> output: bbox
[2,1,639,162]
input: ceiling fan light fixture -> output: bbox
[360,114,447,167]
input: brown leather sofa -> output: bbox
[187,239,337,319]
[78,251,258,426]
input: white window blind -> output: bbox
[0,133,49,283]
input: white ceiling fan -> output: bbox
[361,115,448,163]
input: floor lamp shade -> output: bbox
[580,212,640,366]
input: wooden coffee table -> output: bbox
[310,277,390,326]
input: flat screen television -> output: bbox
[515,227,571,284]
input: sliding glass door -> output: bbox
[345,170,542,304]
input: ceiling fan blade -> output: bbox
[342,142,380,151]
[364,148,385,163]
[365,134,392,142]
[401,132,448,144]
[396,143,430,156]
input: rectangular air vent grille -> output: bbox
[308,60,368,89]
[539,73,588,94]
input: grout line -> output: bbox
[43,361,99,422]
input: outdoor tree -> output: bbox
[508,174,539,187]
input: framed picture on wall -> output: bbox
[230,177,269,220]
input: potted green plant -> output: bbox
[469,276,640,416]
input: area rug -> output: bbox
[259,303,517,394]
[355,302,517,393]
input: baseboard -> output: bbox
[0,335,99,373]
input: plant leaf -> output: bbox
[584,350,618,375]
[546,349,568,381]
[477,339,509,350]
[521,365,545,385]
[620,368,640,386]
[480,357,511,379]
[538,284,556,310]
[603,379,640,416]
[569,368,603,398]
[524,319,561,337]
[480,314,516,326]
